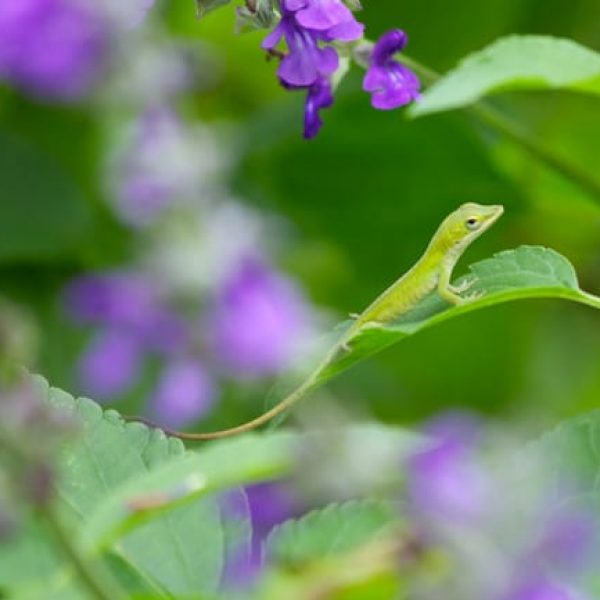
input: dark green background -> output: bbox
[1,0,599,433]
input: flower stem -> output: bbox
[396,54,600,203]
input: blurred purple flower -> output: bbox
[64,273,158,330]
[407,412,488,522]
[363,29,420,110]
[111,107,222,227]
[78,328,142,400]
[220,488,260,589]
[65,271,197,410]
[303,76,334,139]
[535,509,596,572]
[148,359,217,428]
[246,481,302,556]
[0,0,108,101]
[505,577,574,600]
[209,257,314,378]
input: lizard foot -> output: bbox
[461,290,485,302]
[450,277,477,295]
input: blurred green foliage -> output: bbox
[0,0,599,435]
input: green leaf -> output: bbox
[235,0,278,32]
[522,409,600,495]
[410,35,600,117]
[265,500,397,568]
[73,423,418,559]
[0,377,227,598]
[196,0,231,18]
[269,246,600,414]
[79,431,295,552]
[0,130,92,263]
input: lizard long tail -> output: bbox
[124,342,342,441]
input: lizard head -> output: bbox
[442,203,504,251]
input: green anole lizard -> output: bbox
[127,202,503,440]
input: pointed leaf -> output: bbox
[411,35,600,117]
[265,500,397,568]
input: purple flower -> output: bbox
[262,12,339,88]
[283,0,363,40]
[303,76,334,139]
[505,577,574,600]
[535,509,596,572]
[78,328,142,400]
[209,257,314,378]
[148,359,217,428]
[262,0,363,137]
[0,0,107,101]
[363,29,420,110]
[246,481,302,557]
[110,107,222,227]
[64,273,159,331]
[407,412,488,522]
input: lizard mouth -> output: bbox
[486,205,504,226]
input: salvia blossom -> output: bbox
[263,0,363,138]
[407,412,488,522]
[209,257,316,378]
[363,29,421,109]
[78,328,142,399]
[505,577,575,600]
[109,107,225,226]
[64,272,216,426]
[405,411,597,600]
[148,358,217,429]
[0,0,108,101]
[304,76,334,139]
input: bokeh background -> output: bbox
[1,0,600,436]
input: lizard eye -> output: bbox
[465,217,480,230]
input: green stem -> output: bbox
[43,504,124,600]
[396,54,600,202]
[0,430,122,600]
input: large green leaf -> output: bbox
[79,423,419,555]
[266,246,600,417]
[265,500,397,568]
[79,431,295,552]
[410,35,600,117]
[0,376,227,598]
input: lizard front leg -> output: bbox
[438,267,464,305]
[440,269,483,304]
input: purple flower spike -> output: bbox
[407,411,488,522]
[149,359,217,428]
[363,29,420,110]
[78,329,141,400]
[293,0,363,40]
[64,273,159,331]
[0,0,107,101]
[505,578,573,600]
[304,77,334,139]
[262,14,339,88]
[210,257,313,378]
